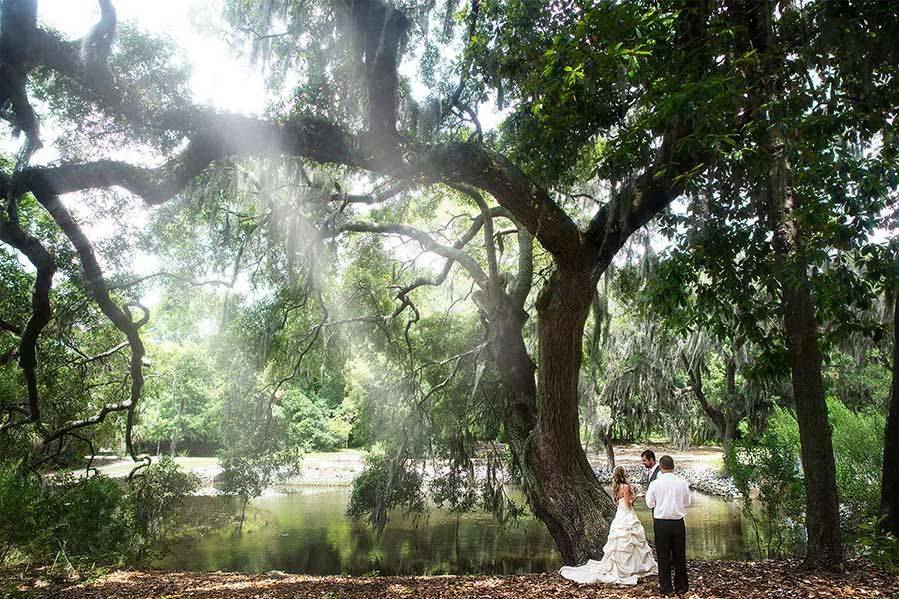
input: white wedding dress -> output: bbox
[559,495,658,585]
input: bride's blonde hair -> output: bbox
[611,466,628,498]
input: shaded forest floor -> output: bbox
[5,560,897,598]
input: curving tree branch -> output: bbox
[3,0,587,269]
[0,317,22,336]
[346,0,409,143]
[21,183,148,460]
[334,220,490,289]
[0,209,55,433]
[0,0,42,165]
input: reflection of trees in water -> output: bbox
[338,505,562,574]
[160,489,745,574]
[638,496,746,559]
[173,495,249,534]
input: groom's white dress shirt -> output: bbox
[645,472,691,520]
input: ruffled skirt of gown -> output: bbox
[559,500,658,585]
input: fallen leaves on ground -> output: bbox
[4,559,897,598]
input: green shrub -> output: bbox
[346,452,425,530]
[827,400,884,523]
[0,465,47,562]
[727,399,887,557]
[217,448,294,533]
[855,516,899,573]
[0,465,132,567]
[281,388,343,452]
[0,457,199,569]
[48,474,133,564]
[131,457,200,555]
[725,422,806,558]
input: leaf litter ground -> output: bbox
[6,559,898,598]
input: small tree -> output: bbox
[130,456,200,558]
[217,452,280,535]
[217,361,298,534]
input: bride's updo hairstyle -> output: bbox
[612,466,628,497]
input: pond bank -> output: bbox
[78,444,736,497]
[7,560,897,598]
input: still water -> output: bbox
[156,486,746,575]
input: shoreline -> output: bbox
[65,445,738,498]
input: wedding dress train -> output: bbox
[559,497,658,585]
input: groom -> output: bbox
[645,455,691,597]
[641,449,659,485]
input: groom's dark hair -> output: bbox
[659,455,675,470]
[641,449,656,461]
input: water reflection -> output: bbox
[157,486,746,575]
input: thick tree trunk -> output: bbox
[784,284,843,567]
[488,290,614,565]
[732,0,841,566]
[488,299,538,477]
[723,415,738,456]
[880,293,899,536]
[524,269,616,565]
[764,128,842,568]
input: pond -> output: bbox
[156,486,747,575]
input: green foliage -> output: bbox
[30,23,191,158]
[0,465,132,568]
[725,414,806,559]
[766,400,884,524]
[281,388,346,452]
[130,457,200,554]
[216,355,300,531]
[346,452,426,530]
[217,453,273,503]
[827,400,885,523]
[429,465,479,515]
[825,349,892,412]
[855,516,899,573]
[728,399,888,558]
[0,466,46,563]
[0,457,200,569]
[136,341,223,454]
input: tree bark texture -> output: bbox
[524,269,616,565]
[764,128,842,568]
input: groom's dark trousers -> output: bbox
[653,517,687,595]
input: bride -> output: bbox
[560,466,658,585]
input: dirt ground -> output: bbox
[5,560,896,599]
